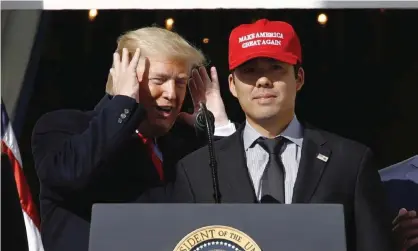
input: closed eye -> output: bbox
[176,78,188,86]
[150,78,164,84]
[242,67,256,73]
[272,64,283,70]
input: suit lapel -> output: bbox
[292,126,331,203]
[217,126,257,203]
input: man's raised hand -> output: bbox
[109,48,141,103]
[393,208,418,251]
[178,66,229,127]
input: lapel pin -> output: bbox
[317,153,329,162]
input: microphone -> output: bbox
[259,194,281,203]
[194,102,222,203]
[194,105,215,136]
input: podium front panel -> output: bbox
[89,203,346,251]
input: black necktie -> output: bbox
[257,137,286,203]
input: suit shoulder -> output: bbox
[178,144,210,167]
[33,109,93,135]
[177,136,231,170]
[379,156,417,179]
[315,128,370,153]
[379,165,400,180]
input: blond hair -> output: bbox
[106,27,206,94]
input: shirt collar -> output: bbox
[243,116,304,150]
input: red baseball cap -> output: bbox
[228,19,302,70]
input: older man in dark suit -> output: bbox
[31,27,235,251]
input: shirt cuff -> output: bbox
[214,120,236,137]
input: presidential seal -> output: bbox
[173,225,262,251]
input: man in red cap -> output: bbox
[169,19,395,251]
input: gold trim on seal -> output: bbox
[173,225,262,251]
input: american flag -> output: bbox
[1,100,44,251]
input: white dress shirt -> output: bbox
[242,117,304,203]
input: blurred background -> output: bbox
[2,9,418,209]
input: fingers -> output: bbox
[405,237,418,249]
[112,48,141,78]
[121,48,129,68]
[109,47,141,101]
[198,66,211,85]
[210,66,220,89]
[129,48,141,71]
[109,68,115,81]
[393,210,418,250]
[394,208,410,225]
[393,218,418,236]
[191,68,205,100]
[192,68,204,89]
[404,228,418,239]
[113,52,120,73]
[188,78,200,109]
[399,218,418,229]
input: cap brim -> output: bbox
[230,51,299,70]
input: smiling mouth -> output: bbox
[156,106,173,113]
[254,95,276,99]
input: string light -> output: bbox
[88,9,98,21]
[165,18,174,30]
[317,13,328,26]
[203,38,209,44]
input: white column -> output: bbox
[1,10,42,121]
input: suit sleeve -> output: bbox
[32,95,146,192]
[354,147,396,251]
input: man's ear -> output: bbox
[296,67,305,92]
[228,73,237,98]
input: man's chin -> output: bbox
[151,119,176,136]
[138,117,175,138]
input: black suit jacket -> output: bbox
[31,95,204,251]
[170,124,395,251]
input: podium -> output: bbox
[89,204,347,251]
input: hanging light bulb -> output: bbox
[88,9,98,21]
[317,13,328,26]
[165,18,174,30]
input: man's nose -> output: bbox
[255,77,273,88]
[162,80,177,100]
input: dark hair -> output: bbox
[293,63,301,79]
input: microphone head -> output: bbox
[194,110,206,131]
[260,194,281,203]
[194,106,215,133]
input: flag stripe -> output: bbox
[2,101,44,251]
[2,141,41,228]
[22,210,44,251]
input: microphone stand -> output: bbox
[199,102,222,203]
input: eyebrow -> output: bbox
[149,72,188,81]
[149,72,170,78]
